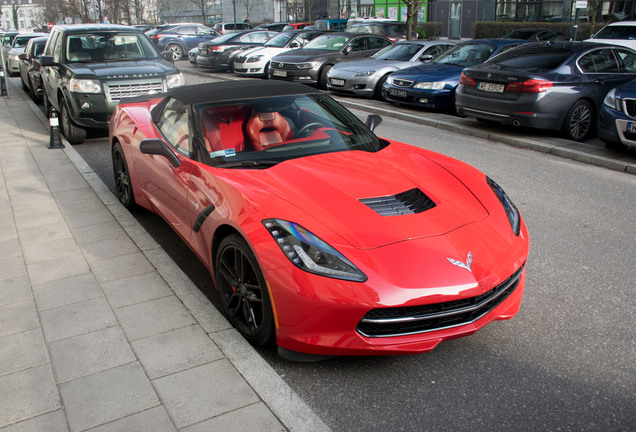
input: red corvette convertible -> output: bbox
[109,81,529,358]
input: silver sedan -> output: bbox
[326,40,456,99]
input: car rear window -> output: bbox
[488,46,571,69]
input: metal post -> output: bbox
[48,108,65,149]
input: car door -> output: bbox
[134,98,195,241]
[577,47,633,106]
[40,30,63,111]
[20,39,33,85]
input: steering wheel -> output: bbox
[295,122,325,138]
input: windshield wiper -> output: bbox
[220,160,279,169]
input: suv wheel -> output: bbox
[166,44,183,61]
[61,101,87,145]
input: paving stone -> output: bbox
[0,328,48,376]
[0,409,68,432]
[39,297,116,343]
[22,237,81,264]
[32,273,102,312]
[18,222,73,246]
[59,362,159,432]
[153,360,260,429]
[131,324,223,379]
[0,255,26,282]
[26,253,90,286]
[0,300,39,337]
[12,210,66,232]
[85,406,175,432]
[101,272,173,309]
[114,296,196,341]
[0,276,32,306]
[181,403,285,432]
[54,188,104,215]
[72,221,127,245]
[48,326,136,383]
[81,236,139,262]
[63,207,115,229]
[0,364,61,429]
[89,252,155,283]
[0,238,21,259]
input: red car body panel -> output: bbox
[110,94,529,356]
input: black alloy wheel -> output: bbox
[215,235,275,346]
[112,142,136,208]
[563,100,593,142]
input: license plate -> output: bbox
[330,78,345,86]
[627,122,636,133]
[272,69,286,77]
[478,82,505,93]
[389,88,407,99]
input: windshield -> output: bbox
[593,25,636,40]
[303,34,350,51]
[13,36,36,48]
[433,43,496,67]
[196,93,386,168]
[264,32,294,47]
[65,32,160,62]
[372,43,423,61]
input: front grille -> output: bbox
[393,79,414,87]
[106,80,164,102]
[234,67,248,73]
[359,188,436,216]
[356,267,523,338]
[624,98,636,118]
[271,61,301,70]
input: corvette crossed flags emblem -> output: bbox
[447,252,473,272]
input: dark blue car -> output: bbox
[599,77,636,150]
[382,39,529,112]
[152,24,220,61]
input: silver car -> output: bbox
[326,40,455,99]
[4,32,48,76]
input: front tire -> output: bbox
[562,100,593,142]
[318,65,332,90]
[112,142,136,208]
[60,101,87,145]
[215,235,275,347]
[374,74,389,100]
[166,43,183,61]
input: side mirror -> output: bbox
[140,138,181,167]
[162,51,174,62]
[343,45,352,55]
[40,55,55,66]
[289,41,300,48]
[18,53,27,61]
[419,54,434,62]
[365,114,382,132]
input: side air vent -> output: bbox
[359,188,436,216]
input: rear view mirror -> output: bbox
[140,138,181,167]
[420,54,434,62]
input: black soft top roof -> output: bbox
[166,80,321,106]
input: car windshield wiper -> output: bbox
[219,160,280,169]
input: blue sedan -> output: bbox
[598,78,636,150]
[382,39,529,112]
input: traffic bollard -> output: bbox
[48,108,65,149]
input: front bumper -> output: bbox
[598,104,636,149]
[327,72,377,98]
[269,66,320,86]
[197,54,230,71]
[7,56,20,73]
[383,82,454,110]
[234,59,267,76]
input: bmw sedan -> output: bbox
[455,42,636,141]
[326,40,455,99]
[383,39,528,112]
[598,77,636,150]
[269,32,393,89]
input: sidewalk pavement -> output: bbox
[0,79,330,431]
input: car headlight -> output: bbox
[247,55,263,63]
[413,81,446,90]
[487,177,520,236]
[603,88,620,111]
[10,54,20,60]
[166,72,185,89]
[296,62,316,69]
[263,219,367,282]
[69,78,102,94]
[354,70,376,77]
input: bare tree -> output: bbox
[237,0,255,22]
[12,3,19,29]
[190,0,214,24]
[400,0,423,40]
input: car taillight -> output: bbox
[507,79,552,93]
[210,46,226,52]
[459,72,476,87]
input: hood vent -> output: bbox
[360,188,436,216]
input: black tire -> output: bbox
[60,101,87,145]
[562,100,593,142]
[215,234,275,347]
[166,43,183,61]
[263,61,270,79]
[42,89,51,117]
[374,74,390,100]
[318,65,332,90]
[112,142,136,208]
[21,75,28,91]
[28,76,39,102]
[602,139,628,151]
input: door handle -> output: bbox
[594,79,605,85]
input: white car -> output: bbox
[3,32,47,76]
[233,30,325,78]
[584,21,636,50]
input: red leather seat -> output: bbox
[201,105,249,155]
[246,111,294,151]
